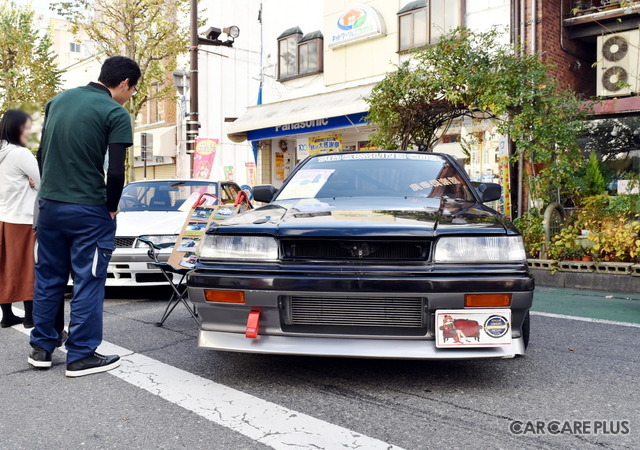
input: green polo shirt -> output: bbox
[39,83,133,206]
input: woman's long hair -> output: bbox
[0,110,31,146]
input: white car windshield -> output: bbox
[119,181,218,212]
[276,153,475,201]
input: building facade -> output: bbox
[224,0,513,201]
[562,0,640,194]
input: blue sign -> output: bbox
[246,112,368,141]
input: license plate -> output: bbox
[436,309,512,348]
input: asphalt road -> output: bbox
[1,286,638,449]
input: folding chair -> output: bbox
[137,238,199,327]
[139,191,252,327]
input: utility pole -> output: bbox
[186,0,200,176]
[185,0,239,178]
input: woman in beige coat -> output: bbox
[0,110,39,327]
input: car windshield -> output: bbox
[276,152,475,201]
[119,181,218,212]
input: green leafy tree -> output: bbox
[53,0,189,118]
[53,0,190,180]
[0,1,62,113]
[365,27,586,205]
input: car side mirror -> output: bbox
[477,183,502,202]
[253,185,278,203]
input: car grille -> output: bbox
[281,296,426,335]
[281,239,430,261]
[115,237,136,248]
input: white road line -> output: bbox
[531,311,640,328]
[13,325,401,450]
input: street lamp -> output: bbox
[186,0,239,176]
[201,26,240,46]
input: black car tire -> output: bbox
[522,311,530,350]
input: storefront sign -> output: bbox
[247,112,368,141]
[193,138,218,179]
[329,5,386,48]
[309,134,343,156]
[357,140,378,151]
[296,138,310,160]
[274,152,292,181]
[275,119,328,132]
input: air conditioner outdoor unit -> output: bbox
[597,31,640,97]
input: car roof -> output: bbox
[306,150,449,158]
[126,179,224,184]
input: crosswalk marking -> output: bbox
[14,325,401,450]
[531,311,640,328]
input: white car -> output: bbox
[106,179,243,286]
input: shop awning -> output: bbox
[226,83,376,142]
[133,125,177,157]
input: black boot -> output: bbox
[0,303,23,328]
[23,301,34,329]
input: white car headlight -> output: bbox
[434,236,526,263]
[135,235,179,248]
[200,235,279,261]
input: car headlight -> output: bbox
[199,235,279,261]
[135,235,179,248]
[434,236,526,263]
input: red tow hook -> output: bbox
[246,310,260,338]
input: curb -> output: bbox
[530,268,640,293]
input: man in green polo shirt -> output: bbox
[29,56,141,377]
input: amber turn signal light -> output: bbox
[204,290,245,303]
[464,294,512,307]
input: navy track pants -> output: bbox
[30,198,116,363]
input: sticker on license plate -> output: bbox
[436,309,512,348]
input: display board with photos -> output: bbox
[167,193,250,269]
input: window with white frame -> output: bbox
[69,42,81,53]
[398,0,461,52]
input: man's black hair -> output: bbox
[98,56,141,89]
[0,109,31,146]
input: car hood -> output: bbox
[116,211,188,237]
[212,197,511,237]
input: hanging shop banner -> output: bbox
[309,134,343,156]
[497,136,512,219]
[245,161,256,186]
[329,4,386,48]
[223,165,235,182]
[193,138,218,179]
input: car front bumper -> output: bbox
[199,331,525,359]
[188,264,534,359]
[106,248,172,287]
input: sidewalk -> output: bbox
[530,268,640,294]
[533,286,640,324]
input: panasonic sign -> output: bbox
[275,119,329,132]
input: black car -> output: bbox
[188,152,533,359]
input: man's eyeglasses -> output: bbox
[132,85,138,96]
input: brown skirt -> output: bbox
[0,221,36,303]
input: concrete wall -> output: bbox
[323,0,399,87]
